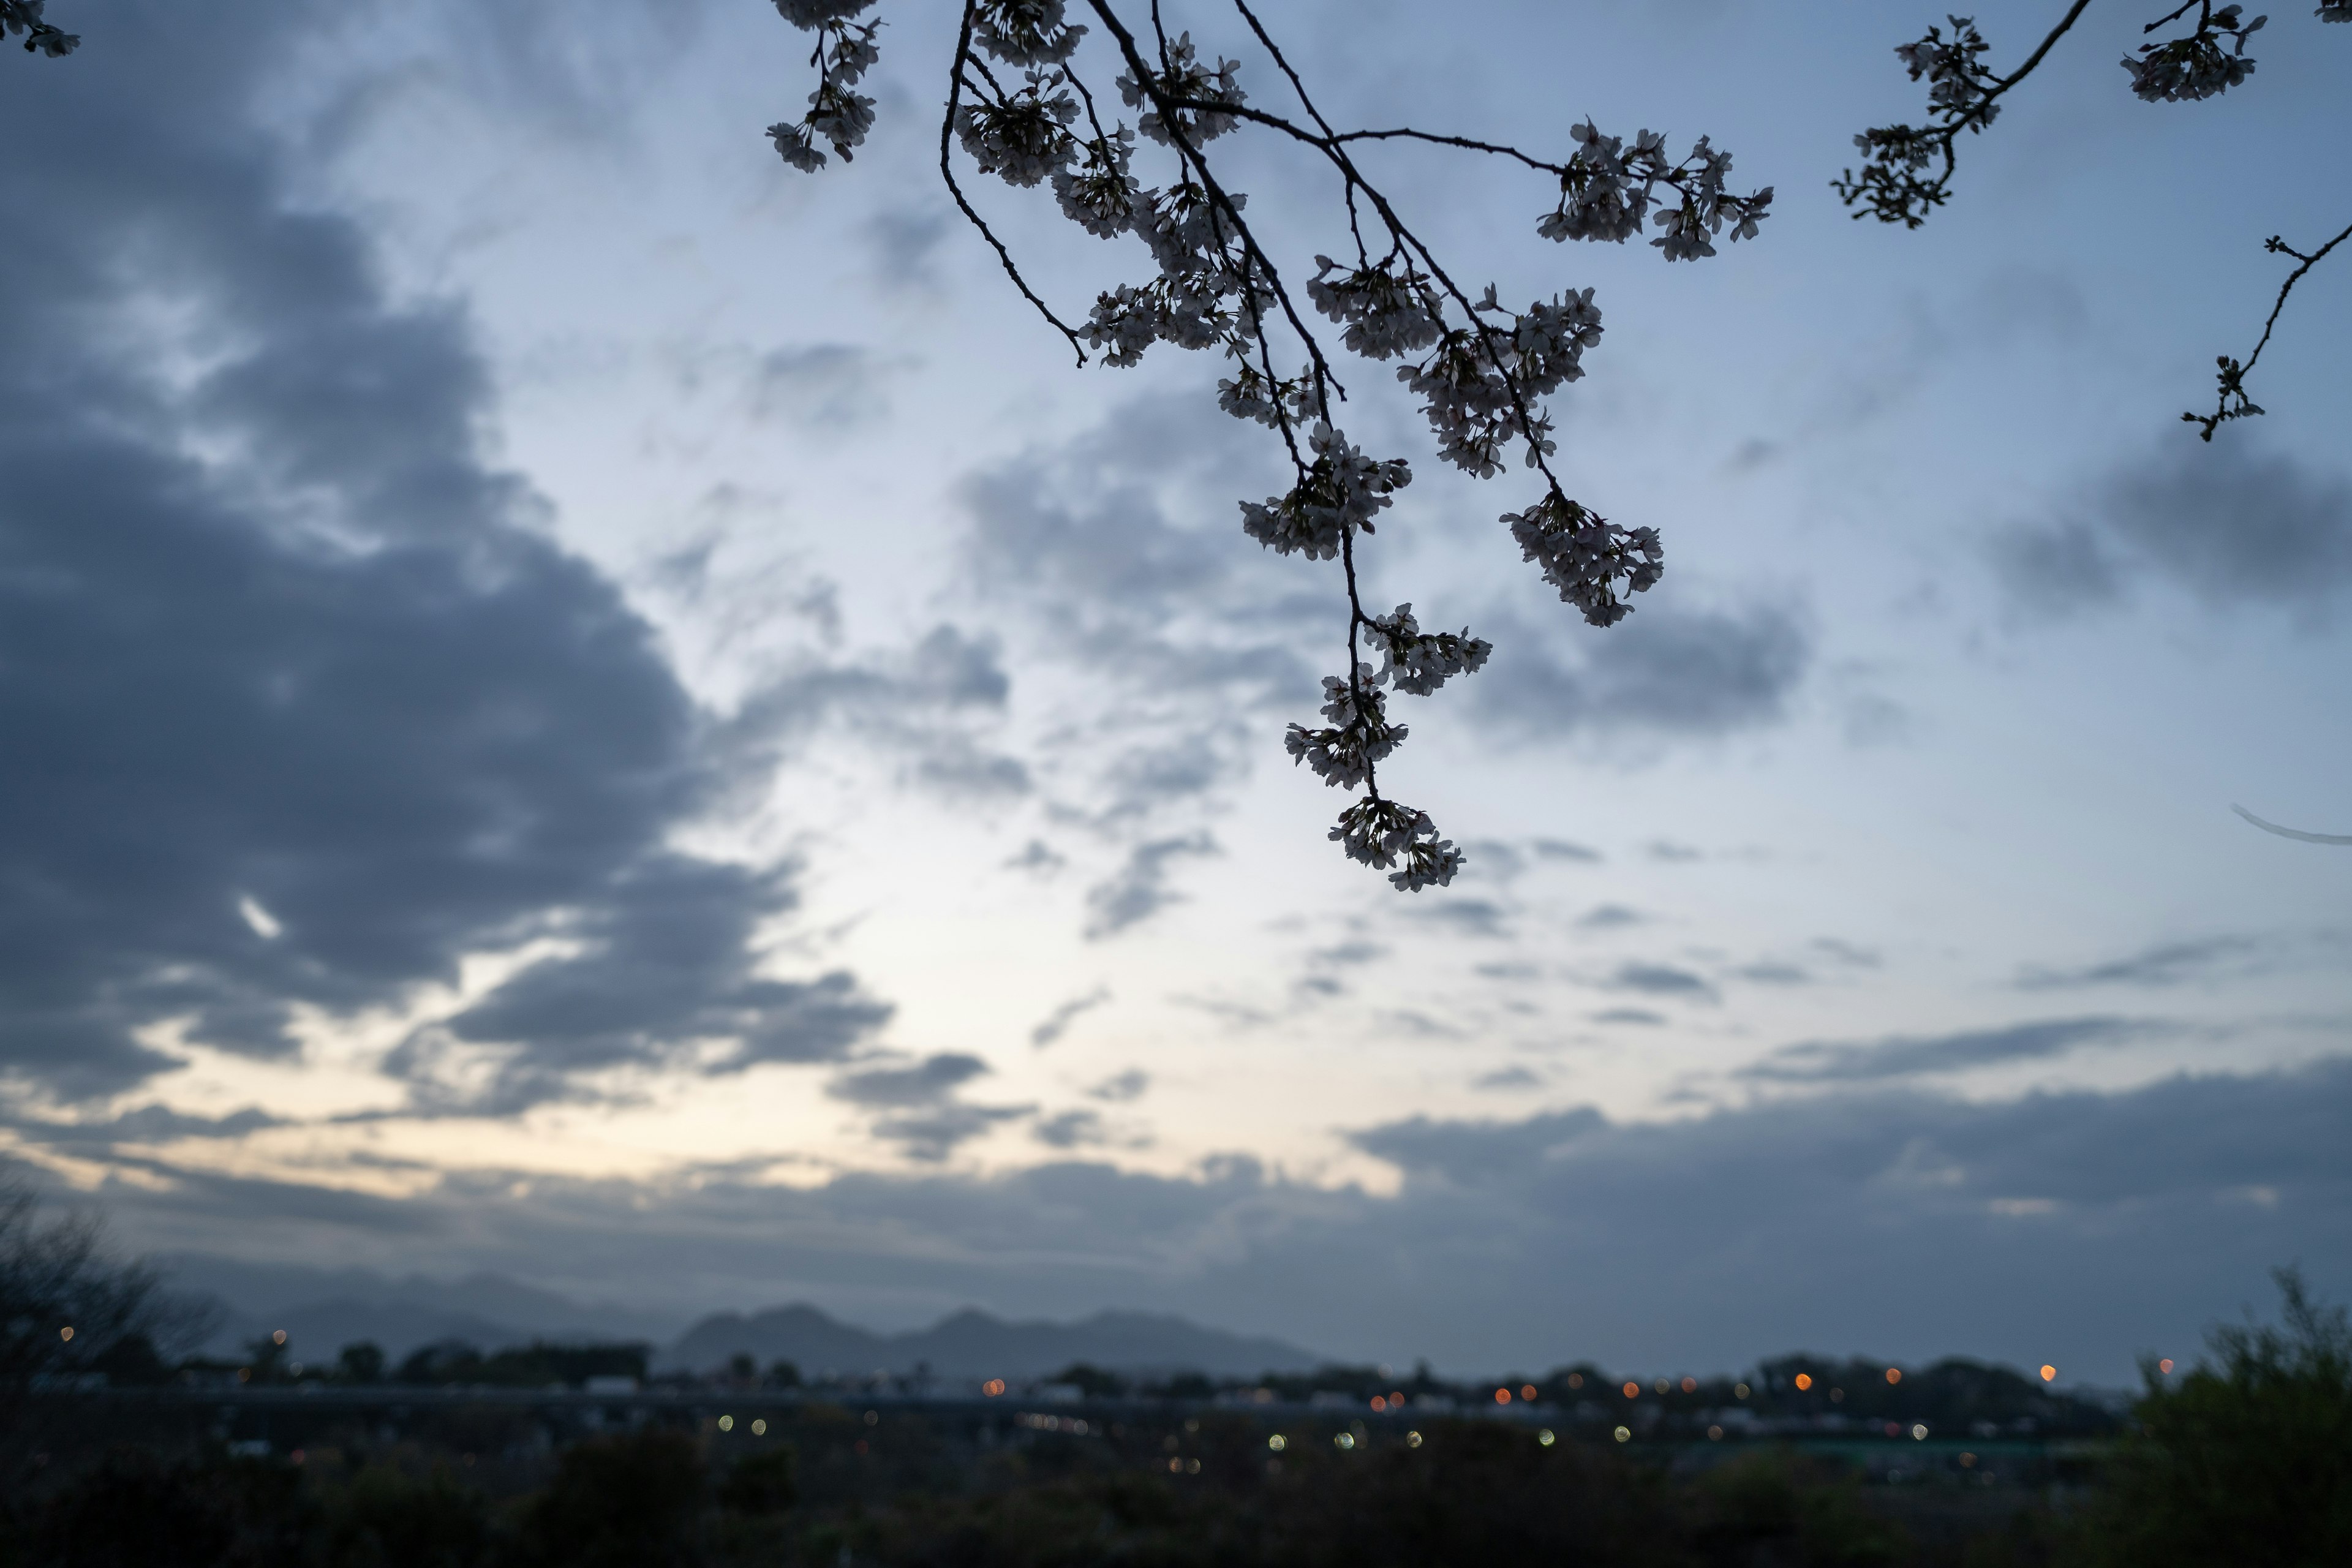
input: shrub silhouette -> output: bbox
[2075,1268,2352,1568]
[509,1427,705,1568]
[715,1444,798,1517]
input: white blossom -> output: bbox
[1539,119,1771,258]
[957,70,1079,187]
[767,119,829,173]
[1306,257,1443,361]
[1238,424,1411,561]
[1502,490,1664,628]
[1330,797,1463,891]
[971,0,1087,67]
[2122,7,2266,102]
[1285,668,1404,791]
[1052,127,1142,237]
[1117,31,1245,147]
[772,0,875,26]
[1084,284,1161,366]
[808,79,878,160]
[1,0,75,55]
[1365,605,1491,696]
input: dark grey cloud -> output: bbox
[1030,987,1111,1049]
[1471,601,1809,744]
[1742,1016,2150,1085]
[870,1103,1031,1163]
[2015,937,2264,991]
[863,206,951,290]
[1647,840,1704,863]
[748,344,893,429]
[1577,903,1644,930]
[1006,840,1066,874]
[1735,962,1811,985]
[64,1057,2352,1380]
[0,4,887,1105]
[2,1103,284,1152]
[1812,938,1883,968]
[1994,442,2352,616]
[1085,834,1218,939]
[1087,1069,1150,1102]
[1606,962,1717,1002]
[828,1054,992,1109]
[1032,1109,1108,1149]
[1591,1007,1667,1026]
[827,1052,1029,1162]
[1472,1065,1542,1091]
[1406,898,1511,940]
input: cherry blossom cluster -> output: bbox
[763,2,1770,889]
[766,1,882,171]
[1833,15,2002,228]
[0,0,75,55]
[1540,121,1773,261]
[1845,3,2340,443]
[1504,494,1665,630]
[2122,4,2264,102]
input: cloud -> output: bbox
[1471,601,1810,744]
[1087,1069,1150,1103]
[1530,840,1602,862]
[1993,442,2352,617]
[1085,834,1218,939]
[1406,899,1511,940]
[747,344,894,429]
[1735,962,1811,985]
[1741,1016,2152,1084]
[1577,904,1644,930]
[827,1054,992,1109]
[1006,840,1067,875]
[1605,963,1717,1003]
[1472,1065,1543,1091]
[2015,937,2265,991]
[1032,1109,1108,1149]
[1030,988,1111,1049]
[826,1053,1029,1162]
[1591,1007,1667,1026]
[0,7,891,1108]
[59,1058,2352,1380]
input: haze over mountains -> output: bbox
[160,1255,1323,1378]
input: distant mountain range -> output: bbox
[153,1253,684,1364]
[153,1253,1324,1378]
[659,1303,1321,1379]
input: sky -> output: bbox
[1,0,2347,1382]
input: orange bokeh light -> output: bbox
[2040,1365,2057,1382]
[1885,1368,1902,1385]
[1520,1384,1537,1401]
[982,1379,1006,1396]
[1371,1396,1387,1412]
[1494,1388,1511,1404]
[1793,1374,1813,1391]
[2158,1359,2174,1374]
[1679,1377,1697,1393]
[1621,1381,1640,1400]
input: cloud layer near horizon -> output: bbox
[49,1055,2351,1382]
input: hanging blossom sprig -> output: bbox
[764,1,1772,890]
[1,1,77,56]
[1839,3,2343,435]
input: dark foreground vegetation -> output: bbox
[4,1269,2348,1568]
